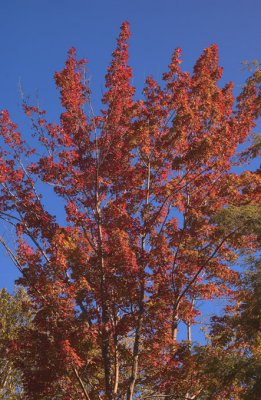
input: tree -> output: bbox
[192,146,261,400]
[0,22,260,399]
[193,256,261,400]
[0,288,32,399]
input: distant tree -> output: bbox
[194,257,260,400]
[193,152,260,400]
[0,288,32,399]
[0,22,260,399]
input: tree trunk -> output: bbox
[187,322,191,342]
[171,308,179,343]
[126,283,145,400]
[96,172,112,399]
[113,339,119,396]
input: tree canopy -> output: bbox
[0,22,260,400]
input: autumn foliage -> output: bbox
[0,22,260,399]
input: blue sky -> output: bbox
[0,0,260,297]
[1,0,260,114]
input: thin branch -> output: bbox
[174,227,241,310]
[73,367,91,400]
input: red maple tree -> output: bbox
[0,22,260,399]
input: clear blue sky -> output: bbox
[0,0,260,292]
